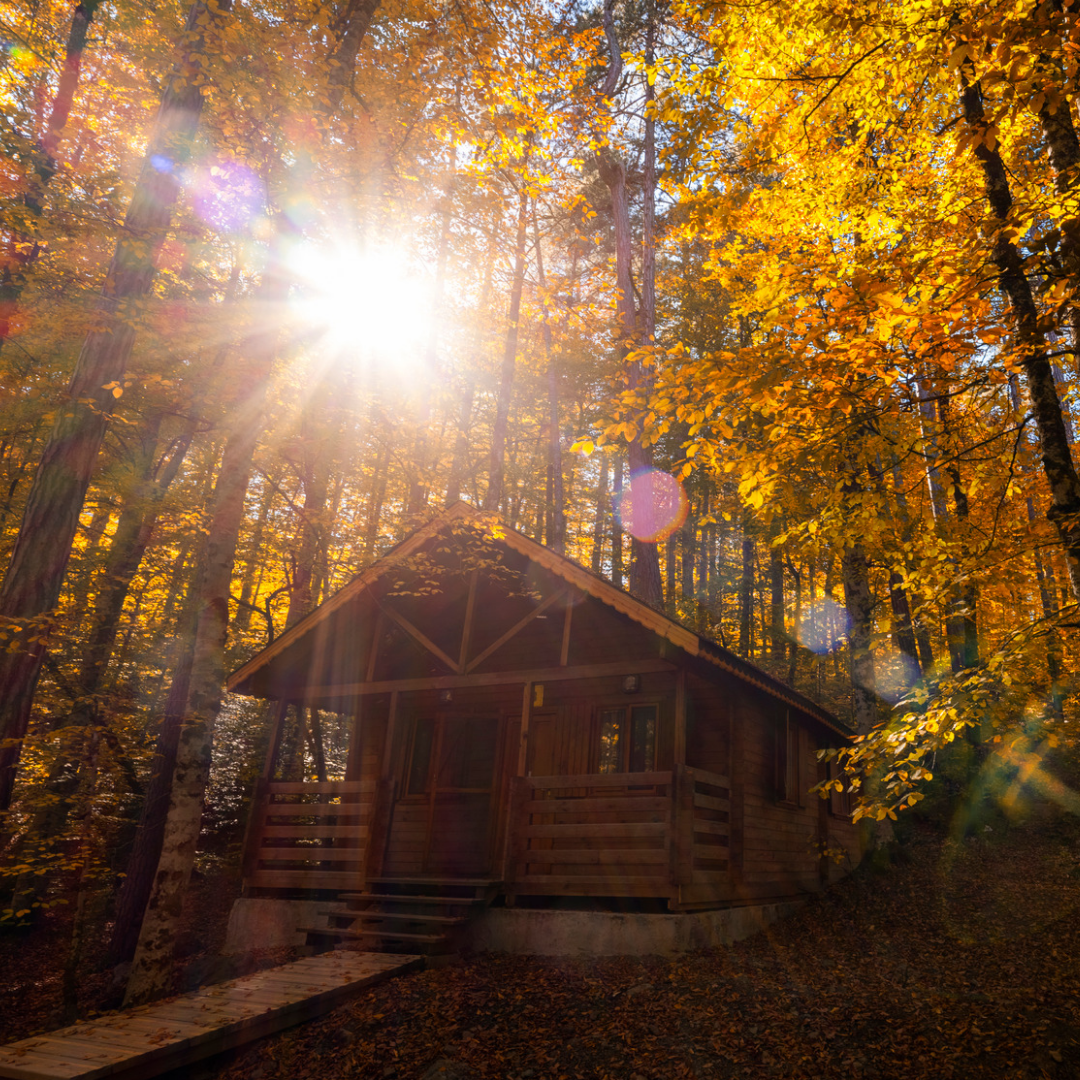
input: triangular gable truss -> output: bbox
[227,502,847,735]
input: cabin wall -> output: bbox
[731,685,861,903]
[361,671,678,883]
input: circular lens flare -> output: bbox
[192,159,263,234]
[797,598,850,655]
[616,469,689,542]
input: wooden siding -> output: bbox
[728,685,861,903]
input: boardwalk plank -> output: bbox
[0,953,421,1080]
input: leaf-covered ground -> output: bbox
[206,820,1080,1080]
[2,819,1078,1078]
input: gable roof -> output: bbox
[227,502,849,736]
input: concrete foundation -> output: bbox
[465,900,806,957]
[223,898,325,954]
[223,896,805,958]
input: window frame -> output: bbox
[774,708,802,807]
[827,758,853,819]
[593,700,661,775]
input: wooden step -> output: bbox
[319,908,466,926]
[336,893,487,906]
[366,877,498,887]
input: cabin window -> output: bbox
[774,709,800,805]
[597,704,657,773]
[828,759,852,818]
[406,718,435,795]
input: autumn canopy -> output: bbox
[0,0,1077,1004]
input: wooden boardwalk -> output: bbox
[0,951,421,1080]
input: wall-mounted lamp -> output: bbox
[439,689,453,704]
[622,674,641,694]
[532,683,544,707]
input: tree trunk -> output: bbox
[533,206,566,553]
[446,209,498,507]
[0,0,230,814]
[681,515,695,603]
[611,456,624,588]
[769,519,784,661]
[483,182,529,514]
[591,460,608,574]
[961,72,1080,597]
[122,244,290,1004]
[595,0,662,608]
[365,437,390,556]
[407,178,451,520]
[1,0,102,350]
[840,541,877,734]
[233,478,275,635]
[104,636,194,968]
[738,510,754,657]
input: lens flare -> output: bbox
[192,160,263,234]
[616,469,689,543]
[796,598,850,654]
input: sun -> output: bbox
[288,242,435,373]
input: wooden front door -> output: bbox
[396,715,501,877]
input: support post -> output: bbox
[673,667,687,766]
[516,681,533,776]
[560,596,573,666]
[670,763,694,892]
[727,697,744,883]
[503,775,529,906]
[363,776,395,882]
[380,690,400,778]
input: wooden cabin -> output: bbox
[227,503,860,949]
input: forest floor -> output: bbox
[2,816,1080,1079]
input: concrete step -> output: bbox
[301,926,446,945]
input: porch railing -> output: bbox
[242,779,379,892]
[505,765,730,901]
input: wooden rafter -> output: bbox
[458,569,479,670]
[378,601,463,674]
[465,589,567,673]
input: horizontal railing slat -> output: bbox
[691,819,729,838]
[522,822,667,840]
[266,780,376,794]
[525,771,672,790]
[262,803,371,818]
[693,793,730,813]
[522,796,669,815]
[521,848,667,866]
[685,767,730,790]
[260,825,370,840]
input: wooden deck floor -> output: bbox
[0,952,421,1080]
